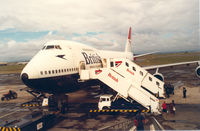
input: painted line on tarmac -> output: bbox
[129,125,136,131]
[152,117,165,131]
[0,110,19,119]
[150,124,155,131]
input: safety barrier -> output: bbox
[89,109,150,113]
[0,127,21,131]
[21,104,40,107]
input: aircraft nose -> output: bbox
[21,73,29,83]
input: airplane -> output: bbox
[21,28,134,94]
[20,27,200,107]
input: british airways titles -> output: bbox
[82,52,101,65]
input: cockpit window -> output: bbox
[55,45,62,49]
[42,46,46,50]
[46,45,55,49]
[43,45,62,50]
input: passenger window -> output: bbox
[67,69,69,72]
[52,70,54,74]
[140,71,143,76]
[40,71,43,75]
[156,82,160,86]
[64,69,66,72]
[55,70,58,73]
[149,77,152,81]
[110,62,114,67]
[48,70,51,74]
[61,69,63,72]
[45,71,47,74]
[132,66,136,71]
[126,62,129,67]
[59,69,61,73]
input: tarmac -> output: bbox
[0,63,199,130]
[157,63,200,130]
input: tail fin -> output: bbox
[125,27,132,52]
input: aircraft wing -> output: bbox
[143,60,199,70]
[134,51,158,58]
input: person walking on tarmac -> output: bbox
[162,101,167,113]
[169,100,176,115]
[134,110,145,130]
[183,87,187,98]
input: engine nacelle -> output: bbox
[153,73,164,81]
[195,66,200,78]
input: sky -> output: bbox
[0,0,199,62]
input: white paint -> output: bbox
[129,125,136,131]
[42,98,48,106]
[150,124,155,131]
[37,122,43,130]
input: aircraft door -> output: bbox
[79,61,86,72]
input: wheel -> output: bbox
[1,97,4,101]
[102,106,109,110]
[13,93,17,99]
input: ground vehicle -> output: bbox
[98,94,141,110]
[1,90,18,101]
[98,95,113,110]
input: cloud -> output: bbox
[0,0,199,61]
[0,31,66,62]
[72,35,120,50]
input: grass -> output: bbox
[0,64,26,74]
[136,52,200,66]
[0,52,199,74]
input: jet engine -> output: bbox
[153,73,164,81]
[195,66,200,78]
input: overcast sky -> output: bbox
[0,0,199,62]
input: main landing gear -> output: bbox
[46,94,68,114]
[23,89,68,114]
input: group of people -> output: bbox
[162,87,187,114]
[162,100,176,115]
[134,110,146,130]
[134,100,176,130]
[134,87,187,130]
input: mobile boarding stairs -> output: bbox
[79,58,165,114]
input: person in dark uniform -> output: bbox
[169,100,176,115]
[134,110,145,130]
[183,87,187,98]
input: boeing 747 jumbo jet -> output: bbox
[20,27,199,111]
[21,28,135,94]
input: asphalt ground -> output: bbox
[0,63,199,130]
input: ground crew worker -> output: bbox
[169,100,176,115]
[183,87,187,98]
[164,83,170,98]
[134,110,145,130]
[162,101,167,113]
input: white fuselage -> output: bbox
[21,40,133,94]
